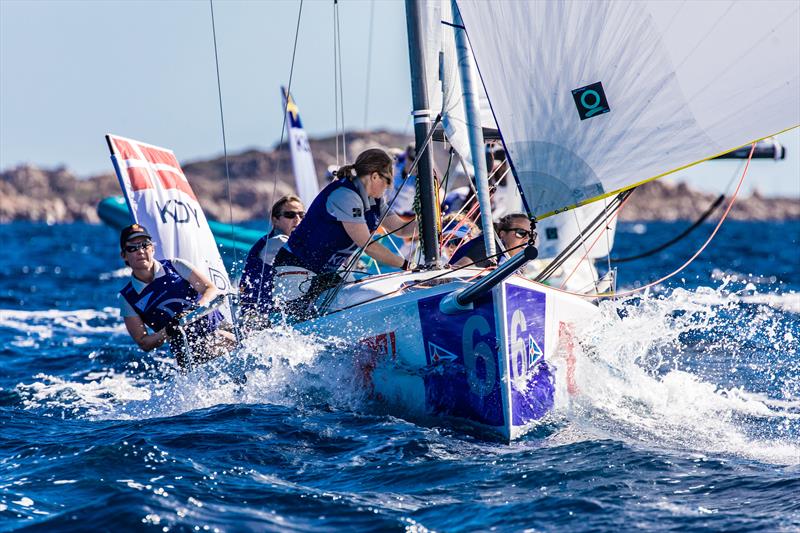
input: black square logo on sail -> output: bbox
[546,227,558,240]
[572,82,610,121]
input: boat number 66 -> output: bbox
[461,315,497,398]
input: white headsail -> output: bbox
[282,87,319,206]
[106,134,233,317]
[456,0,800,219]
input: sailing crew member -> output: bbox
[440,214,478,264]
[272,148,417,319]
[390,143,417,217]
[448,213,534,268]
[496,213,536,259]
[238,195,305,327]
[117,224,234,369]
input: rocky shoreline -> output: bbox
[2,131,798,223]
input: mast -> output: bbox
[452,1,495,257]
[405,0,439,266]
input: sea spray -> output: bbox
[551,284,800,464]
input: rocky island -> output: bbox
[2,131,798,224]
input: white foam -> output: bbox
[739,292,800,313]
[16,370,152,416]
[0,308,124,336]
[98,325,361,421]
[99,267,131,281]
[552,285,800,465]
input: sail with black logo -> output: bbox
[455,0,800,218]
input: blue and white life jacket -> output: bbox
[277,178,383,273]
[119,259,222,336]
[239,233,276,314]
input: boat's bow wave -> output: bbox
[551,286,800,464]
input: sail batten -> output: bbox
[456,0,800,219]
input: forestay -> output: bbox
[106,135,233,313]
[456,0,800,219]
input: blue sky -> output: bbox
[1,0,798,197]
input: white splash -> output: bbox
[100,325,361,420]
[552,285,800,465]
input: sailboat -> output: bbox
[272,0,799,441]
[101,0,799,441]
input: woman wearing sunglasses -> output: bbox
[448,213,535,268]
[239,194,305,326]
[496,213,537,259]
[271,148,416,319]
[117,224,233,369]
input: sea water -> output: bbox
[0,221,798,531]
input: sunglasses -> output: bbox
[124,240,153,253]
[376,172,393,186]
[443,239,463,248]
[505,228,533,239]
[280,211,305,219]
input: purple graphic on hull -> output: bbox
[504,284,554,426]
[417,292,504,427]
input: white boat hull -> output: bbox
[294,268,598,441]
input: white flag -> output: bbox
[106,134,232,317]
[282,87,319,206]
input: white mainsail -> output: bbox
[456,0,800,219]
[418,0,495,173]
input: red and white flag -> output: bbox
[106,134,232,301]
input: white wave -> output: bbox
[552,286,800,465]
[0,308,125,340]
[99,267,131,281]
[738,292,800,313]
[97,325,361,420]
[15,369,152,416]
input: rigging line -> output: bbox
[335,0,347,162]
[535,191,629,282]
[257,0,304,303]
[332,0,340,166]
[208,0,238,267]
[611,160,743,264]
[318,114,442,313]
[603,196,613,276]
[560,192,636,290]
[441,183,500,261]
[328,242,527,313]
[270,0,304,214]
[571,207,599,288]
[441,159,508,244]
[611,194,726,264]
[554,142,756,300]
[363,0,375,129]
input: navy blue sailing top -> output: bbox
[239,231,287,314]
[276,178,384,273]
[119,259,221,336]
